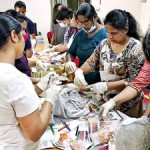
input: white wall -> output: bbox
[91,0,144,33]
[0,0,51,42]
[140,0,150,34]
[0,0,150,41]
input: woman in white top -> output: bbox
[0,13,60,150]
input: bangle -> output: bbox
[124,82,129,86]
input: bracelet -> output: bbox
[124,82,129,86]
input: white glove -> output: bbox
[36,71,57,91]
[121,116,150,126]
[36,61,51,71]
[39,48,53,55]
[45,85,61,106]
[88,82,108,94]
[99,98,116,120]
[74,69,88,86]
[65,62,77,72]
[92,93,103,102]
[47,47,55,52]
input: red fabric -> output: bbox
[143,91,150,103]
[47,31,53,44]
[23,33,28,41]
[73,57,80,68]
[130,61,150,91]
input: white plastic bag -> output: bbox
[115,118,150,150]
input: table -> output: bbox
[35,43,49,52]
[45,148,60,150]
[28,43,49,67]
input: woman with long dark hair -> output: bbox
[74,9,144,117]
[66,3,107,84]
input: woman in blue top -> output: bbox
[66,3,107,84]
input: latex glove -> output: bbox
[65,62,77,72]
[92,93,103,102]
[45,85,61,106]
[36,71,57,91]
[74,69,88,86]
[99,99,116,120]
[36,61,51,71]
[47,47,55,52]
[121,116,150,126]
[88,82,108,94]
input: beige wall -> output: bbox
[0,0,51,42]
[140,0,150,34]
[0,0,150,41]
[91,0,150,35]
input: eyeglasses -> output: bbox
[106,31,119,36]
[77,19,89,26]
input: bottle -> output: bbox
[36,32,44,44]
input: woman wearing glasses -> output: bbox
[66,3,107,84]
[73,9,144,118]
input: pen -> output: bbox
[58,125,67,132]
[46,76,51,89]
[46,74,55,89]
[75,125,79,136]
[114,110,123,121]
[61,120,71,131]
[50,124,55,135]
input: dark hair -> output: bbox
[104,9,140,40]
[14,1,26,11]
[0,12,4,15]
[0,14,22,49]
[53,3,62,14]
[143,29,150,62]
[76,3,98,21]
[53,3,63,24]
[5,9,26,23]
[54,6,73,21]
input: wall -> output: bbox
[91,0,143,33]
[140,0,150,34]
[0,0,150,41]
[0,0,51,42]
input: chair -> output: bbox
[47,31,53,44]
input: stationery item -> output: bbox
[50,124,55,135]
[75,125,79,136]
[58,133,72,149]
[88,117,99,133]
[46,73,58,89]
[61,120,71,132]
[70,140,87,150]
[40,127,60,149]
[76,131,89,141]
[108,111,123,121]
[46,75,52,89]
[98,144,108,150]
[51,140,65,149]
[90,131,113,145]
[114,110,123,121]
[58,123,70,132]
[57,120,81,133]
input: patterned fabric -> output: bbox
[64,26,78,44]
[86,38,145,112]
